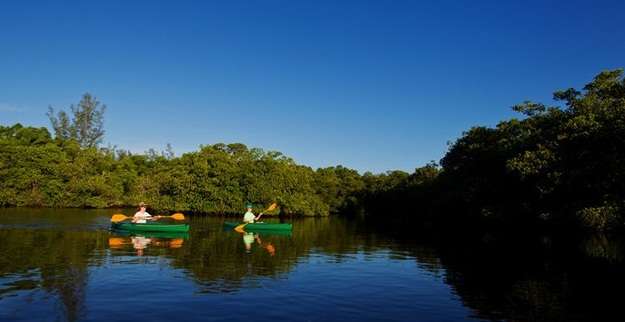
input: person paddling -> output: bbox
[243,203,264,223]
[133,202,160,223]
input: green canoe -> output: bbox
[224,221,293,231]
[110,229,190,239]
[111,222,189,233]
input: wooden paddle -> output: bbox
[110,213,185,223]
[234,203,277,231]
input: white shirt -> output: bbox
[243,211,255,223]
[133,211,152,223]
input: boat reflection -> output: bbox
[241,232,276,256]
[222,223,289,256]
[108,230,188,256]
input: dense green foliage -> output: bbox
[0,120,404,216]
[365,69,625,231]
[0,93,373,215]
[443,69,625,230]
[132,143,331,215]
[0,129,333,215]
[2,69,624,229]
[0,123,359,215]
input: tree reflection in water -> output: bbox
[0,229,104,321]
[1,209,625,322]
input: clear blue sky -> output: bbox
[1,0,624,173]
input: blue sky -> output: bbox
[1,0,624,173]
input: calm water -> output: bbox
[1,209,624,322]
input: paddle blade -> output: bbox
[111,214,129,222]
[266,203,277,212]
[171,213,185,220]
[234,224,247,233]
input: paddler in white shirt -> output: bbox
[132,202,161,223]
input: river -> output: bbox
[0,208,623,321]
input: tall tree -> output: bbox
[47,93,106,147]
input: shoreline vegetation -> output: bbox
[1,69,624,231]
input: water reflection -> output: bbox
[0,208,625,322]
[372,223,625,322]
[230,224,286,256]
[0,228,104,321]
[236,232,274,255]
[108,235,185,256]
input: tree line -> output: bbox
[362,69,625,232]
[0,94,360,216]
[1,69,624,230]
